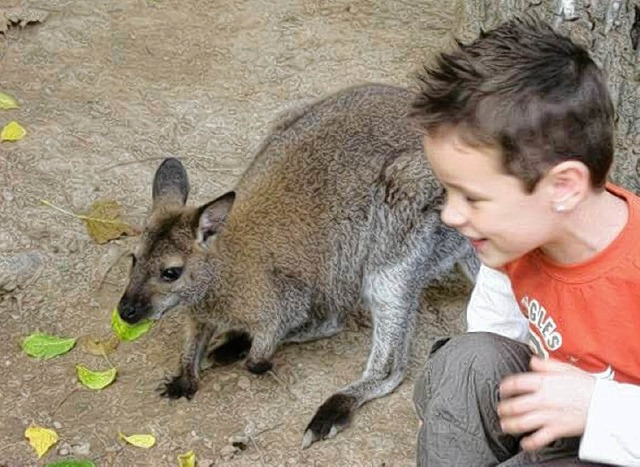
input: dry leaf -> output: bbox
[0,91,19,109]
[118,432,156,448]
[83,200,138,244]
[25,425,59,459]
[177,450,196,467]
[78,335,119,356]
[1,120,26,141]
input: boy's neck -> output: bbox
[540,188,629,265]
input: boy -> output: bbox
[411,17,640,466]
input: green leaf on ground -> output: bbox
[0,91,19,109]
[111,308,153,342]
[76,365,117,390]
[21,333,76,359]
[46,461,96,467]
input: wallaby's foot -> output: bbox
[301,393,358,448]
[158,373,198,400]
[208,330,252,366]
[245,358,273,374]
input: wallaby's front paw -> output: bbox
[301,393,357,449]
[245,358,273,374]
[158,374,198,400]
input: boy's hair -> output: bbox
[412,16,614,192]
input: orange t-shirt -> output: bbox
[503,183,640,385]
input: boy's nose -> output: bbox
[440,202,467,228]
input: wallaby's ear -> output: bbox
[152,158,190,210]
[195,191,236,245]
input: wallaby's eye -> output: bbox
[130,254,137,268]
[161,267,183,282]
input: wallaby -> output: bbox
[118,84,479,448]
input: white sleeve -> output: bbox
[466,264,529,343]
[579,378,640,465]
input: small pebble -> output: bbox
[58,442,71,456]
[72,441,91,456]
[237,376,250,390]
[52,421,62,429]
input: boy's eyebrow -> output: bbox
[442,181,489,198]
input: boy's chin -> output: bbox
[477,251,514,270]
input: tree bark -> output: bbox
[454,0,640,192]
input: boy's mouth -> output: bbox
[469,238,488,250]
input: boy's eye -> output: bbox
[161,267,183,282]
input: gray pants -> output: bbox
[413,332,609,466]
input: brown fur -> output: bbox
[118,84,479,447]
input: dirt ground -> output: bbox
[0,1,472,465]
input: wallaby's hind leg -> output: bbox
[302,265,418,448]
[160,319,216,400]
[207,330,252,366]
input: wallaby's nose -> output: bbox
[118,296,143,324]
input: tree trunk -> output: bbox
[454,0,640,192]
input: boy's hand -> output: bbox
[497,356,596,451]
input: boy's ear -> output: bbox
[546,161,591,212]
[195,192,236,245]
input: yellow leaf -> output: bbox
[82,200,138,244]
[0,91,19,109]
[78,335,119,356]
[25,425,59,459]
[119,432,156,448]
[1,120,26,141]
[177,450,196,467]
[76,365,117,390]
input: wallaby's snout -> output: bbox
[118,251,176,324]
[117,249,191,323]
[118,291,151,324]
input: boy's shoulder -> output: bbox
[607,182,640,208]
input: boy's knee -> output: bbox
[425,332,529,381]
[413,332,531,418]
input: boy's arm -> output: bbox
[471,268,640,463]
[579,378,640,465]
[466,264,529,342]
